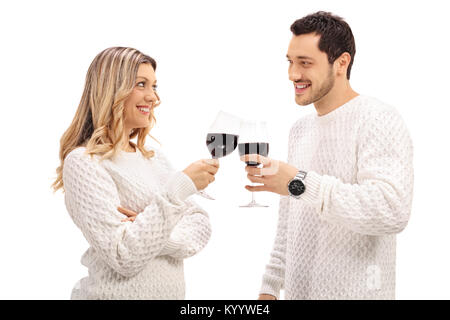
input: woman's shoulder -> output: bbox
[66,146,87,158]
[62,147,115,191]
[65,146,99,162]
[65,145,171,169]
[63,147,103,174]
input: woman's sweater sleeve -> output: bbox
[153,150,212,259]
[159,199,211,259]
[300,107,414,236]
[259,196,289,299]
[63,150,196,278]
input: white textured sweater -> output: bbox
[260,95,414,300]
[63,146,211,300]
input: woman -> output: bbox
[52,47,218,299]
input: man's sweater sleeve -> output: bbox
[300,107,414,236]
[259,196,289,299]
[63,150,196,278]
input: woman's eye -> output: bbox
[137,81,145,87]
[152,85,158,91]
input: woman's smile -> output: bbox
[136,105,151,115]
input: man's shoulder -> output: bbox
[356,95,405,130]
[357,95,399,117]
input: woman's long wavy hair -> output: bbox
[52,47,159,193]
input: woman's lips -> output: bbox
[136,105,150,115]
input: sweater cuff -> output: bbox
[159,239,182,256]
[165,171,197,204]
[260,276,282,300]
[301,170,322,205]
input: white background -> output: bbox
[0,0,449,299]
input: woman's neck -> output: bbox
[124,141,136,153]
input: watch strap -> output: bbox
[296,170,307,180]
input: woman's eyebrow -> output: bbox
[136,76,157,83]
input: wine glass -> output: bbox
[238,120,269,208]
[199,111,240,200]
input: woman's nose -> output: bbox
[145,90,160,107]
[144,90,157,103]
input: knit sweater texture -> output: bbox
[63,146,211,300]
[260,95,414,300]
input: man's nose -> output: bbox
[289,68,302,82]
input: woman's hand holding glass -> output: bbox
[183,159,220,192]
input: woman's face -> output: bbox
[123,63,158,134]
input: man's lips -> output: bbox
[295,83,311,94]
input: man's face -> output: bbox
[287,33,335,106]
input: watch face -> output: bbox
[289,179,305,196]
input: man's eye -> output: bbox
[302,61,311,66]
[287,60,293,64]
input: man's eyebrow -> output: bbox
[286,54,315,61]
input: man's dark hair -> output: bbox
[290,11,356,79]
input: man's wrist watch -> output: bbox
[287,170,307,198]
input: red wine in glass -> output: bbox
[206,133,239,159]
[200,111,241,200]
[238,120,270,208]
[238,142,269,166]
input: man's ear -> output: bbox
[335,52,351,77]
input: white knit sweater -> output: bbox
[63,146,211,300]
[260,95,414,300]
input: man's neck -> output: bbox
[314,81,359,116]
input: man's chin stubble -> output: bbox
[296,96,313,106]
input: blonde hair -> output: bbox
[52,47,159,192]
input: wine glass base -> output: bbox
[239,200,269,208]
[197,190,215,200]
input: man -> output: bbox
[243,11,414,299]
